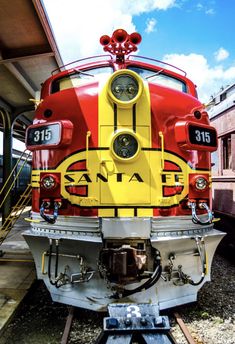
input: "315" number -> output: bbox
[195,130,211,143]
[33,128,52,142]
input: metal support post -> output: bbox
[0,109,13,223]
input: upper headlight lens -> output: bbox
[111,74,139,101]
[195,177,208,190]
[113,133,138,159]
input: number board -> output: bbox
[27,123,61,147]
[188,125,217,147]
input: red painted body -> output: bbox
[23,30,223,312]
[27,32,216,219]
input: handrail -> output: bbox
[127,55,187,76]
[0,149,31,209]
[51,55,113,75]
[0,184,32,245]
[188,201,213,225]
[159,131,164,171]
[86,131,91,172]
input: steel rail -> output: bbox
[61,306,75,344]
[174,312,203,344]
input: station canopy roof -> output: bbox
[0,0,63,142]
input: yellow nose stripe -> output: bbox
[98,70,153,217]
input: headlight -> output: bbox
[41,175,56,190]
[111,74,139,101]
[108,70,143,107]
[195,177,208,190]
[113,133,139,160]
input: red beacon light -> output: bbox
[100,29,142,63]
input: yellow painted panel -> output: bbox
[116,107,133,126]
[118,209,135,217]
[98,208,115,217]
[100,126,151,205]
[137,208,153,217]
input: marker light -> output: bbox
[41,175,56,190]
[195,177,208,191]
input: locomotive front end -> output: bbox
[23,30,225,311]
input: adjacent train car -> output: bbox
[207,84,235,252]
[23,30,224,311]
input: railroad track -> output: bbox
[61,307,74,344]
[60,306,203,344]
[173,312,204,344]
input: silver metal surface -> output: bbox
[102,217,151,238]
[23,215,225,311]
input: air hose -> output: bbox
[47,239,60,287]
[111,250,162,299]
[179,237,207,286]
[40,201,59,224]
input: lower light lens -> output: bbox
[113,134,138,159]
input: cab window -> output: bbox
[51,66,113,93]
[127,66,187,93]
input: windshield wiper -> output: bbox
[72,69,95,77]
[145,69,164,80]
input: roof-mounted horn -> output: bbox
[100,29,142,63]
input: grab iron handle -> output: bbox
[188,201,213,225]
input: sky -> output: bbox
[2,0,233,154]
[42,0,235,103]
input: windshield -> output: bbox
[51,66,113,93]
[127,66,187,93]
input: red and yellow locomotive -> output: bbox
[24,30,224,310]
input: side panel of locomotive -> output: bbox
[23,30,224,311]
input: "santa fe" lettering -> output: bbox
[64,172,144,184]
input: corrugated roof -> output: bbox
[0,0,63,140]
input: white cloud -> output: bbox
[196,3,203,10]
[196,3,215,15]
[205,8,215,15]
[163,53,235,102]
[125,0,176,14]
[43,0,176,63]
[214,47,229,62]
[145,18,157,33]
